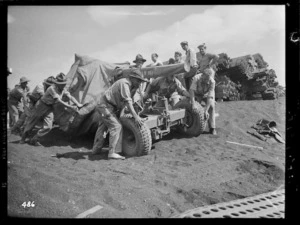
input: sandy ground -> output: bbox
[7,97,285,218]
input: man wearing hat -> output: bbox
[92,68,148,160]
[180,41,198,90]
[189,68,217,135]
[8,76,30,128]
[132,54,146,69]
[20,73,83,146]
[197,43,219,77]
[131,54,148,103]
[11,76,56,135]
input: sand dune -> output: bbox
[7,97,285,218]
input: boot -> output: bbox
[108,153,125,160]
[210,128,217,135]
[30,135,42,146]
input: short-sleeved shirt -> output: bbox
[184,48,198,72]
[29,83,45,102]
[190,74,215,99]
[41,85,72,105]
[148,77,187,98]
[148,60,163,67]
[9,85,30,103]
[197,53,218,72]
[104,78,133,109]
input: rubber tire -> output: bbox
[119,116,152,157]
[173,99,206,137]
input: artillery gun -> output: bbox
[117,64,206,157]
[58,54,206,157]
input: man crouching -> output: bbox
[92,68,148,160]
[189,68,217,135]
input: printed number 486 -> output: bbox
[22,201,35,208]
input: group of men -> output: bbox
[91,41,219,160]
[8,40,219,160]
[8,73,82,146]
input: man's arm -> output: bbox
[47,87,77,111]
[125,100,143,126]
[143,78,160,100]
[143,83,152,100]
[176,79,190,98]
[64,90,83,107]
[120,82,144,126]
[189,89,196,107]
[209,53,219,68]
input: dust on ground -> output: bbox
[7,97,285,218]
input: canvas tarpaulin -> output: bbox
[53,54,187,136]
[52,54,130,135]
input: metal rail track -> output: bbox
[173,189,284,218]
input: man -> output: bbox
[174,51,184,64]
[92,68,148,160]
[180,41,198,90]
[131,54,147,102]
[143,69,190,107]
[21,73,83,146]
[197,43,219,77]
[189,68,217,135]
[132,54,146,69]
[147,53,163,67]
[11,76,56,134]
[168,58,175,65]
[8,76,30,128]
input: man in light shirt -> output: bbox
[92,68,148,159]
[147,53,163,67]
[180,41,198,90]
[189,68,217,135]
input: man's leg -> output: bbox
[184,67,198,91]
[30,112,54,145]
[95,104,124,159]
[208,102,217,135]
[8,103,19,127]
[92,120,108,154]
[11,113,27,134]
[106,114,123,156]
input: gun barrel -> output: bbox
[140,63,186,79]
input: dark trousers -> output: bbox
[184,67,198,90]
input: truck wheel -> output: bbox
[119,115,152,157]
[174,99,206,137]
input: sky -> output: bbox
[7,5,285,90]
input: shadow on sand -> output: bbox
[53,150,110,161]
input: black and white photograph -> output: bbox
[3,4,294,218]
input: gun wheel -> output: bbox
[119,115,152,157]
[174,99,206,137]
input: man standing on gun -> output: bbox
[197,43,219,78]
[180,41,198,90]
